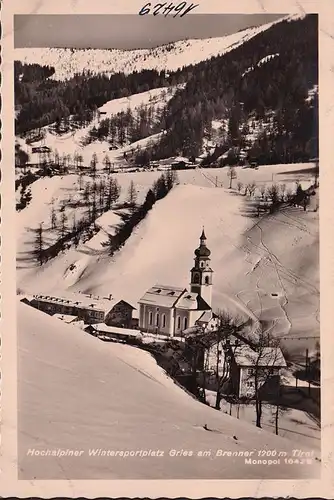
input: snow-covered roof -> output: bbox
[233,345,286,368]
[175,291,200,310]
[139,285,212,312]
[196,310,214,324]
[183,325,203,336]
[171,156,190,164]
[53,313,81,323]
[139,285,186,308]
[90,323,141,338]
[31,291,131,314]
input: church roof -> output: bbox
[139,285,212,312]
[196,310,213,324]
[175,291,199,310]
[196,295,212,311]
[138,285,186,308]
[195,245,211,258]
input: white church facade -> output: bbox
[138,230,217,337]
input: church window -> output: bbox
[156,313,160,327]
[201,262,204,267]
[193,273,200,284]
[205,276,210,285]
[162,314,166,328]
[184,317,188,330]
[177,316,181,329]
[149,312,153,325]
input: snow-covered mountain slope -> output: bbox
[17,163,318,356]
[17,301,320,479]
[14,16,296,80]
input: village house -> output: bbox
[138,230,216,337]
[28,292,136,326]
[229,343,287,399]
[202,337,286,398]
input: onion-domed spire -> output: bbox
[195,228,211,258]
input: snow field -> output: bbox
[205,390,320,451]
[17,301,320,480]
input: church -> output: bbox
[138,230,217,337]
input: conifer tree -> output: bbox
[127,180,137,210]
[34,222,44,266]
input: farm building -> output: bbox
[28,292,136,326]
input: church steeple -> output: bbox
[190,229,213,307]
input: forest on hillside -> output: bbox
[149,15,318,165]
[14,63,189,134]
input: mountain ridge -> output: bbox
[15,14,297,80]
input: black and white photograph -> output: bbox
[13,11,321,481]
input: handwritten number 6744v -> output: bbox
[139,2,199,17]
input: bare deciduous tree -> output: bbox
[279,183,287,202]
[260,184,266,199]
[242,330,283,428]
[204,310,246,410]
[247,181,256,197]
[237,181,243,193]
[228,166,237,189]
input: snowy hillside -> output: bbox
[17,301,320,479]
[17,163,319,357]
[16,86,177,169]
[14,16,294,80]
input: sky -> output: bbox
[14,14,284,50]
